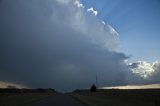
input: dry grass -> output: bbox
[72,89,160,106]
[0,89,56,106]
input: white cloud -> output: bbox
[108,24,119,37]
[102,21,106,25]
[129,60,160,79]
[56,0,74,4]
[74,0,84,8]
[87,7,98,16]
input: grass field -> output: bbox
[1,88,160,106]
[72,89,160,106]
[0,89,56,106]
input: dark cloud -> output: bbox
[0,0,130,91]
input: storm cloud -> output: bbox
[0,0,130,91]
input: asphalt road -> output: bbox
[27,94,86,106]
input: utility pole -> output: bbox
[96,75,98,88]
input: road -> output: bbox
[27,94,86,106]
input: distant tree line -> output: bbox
[0,88,56,93]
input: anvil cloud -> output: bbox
[0,0,153,91]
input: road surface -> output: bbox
[27,94,86,106]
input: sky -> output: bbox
[81,0,160,62]
[0,0,160,91]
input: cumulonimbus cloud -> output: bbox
[1,0,158,91]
